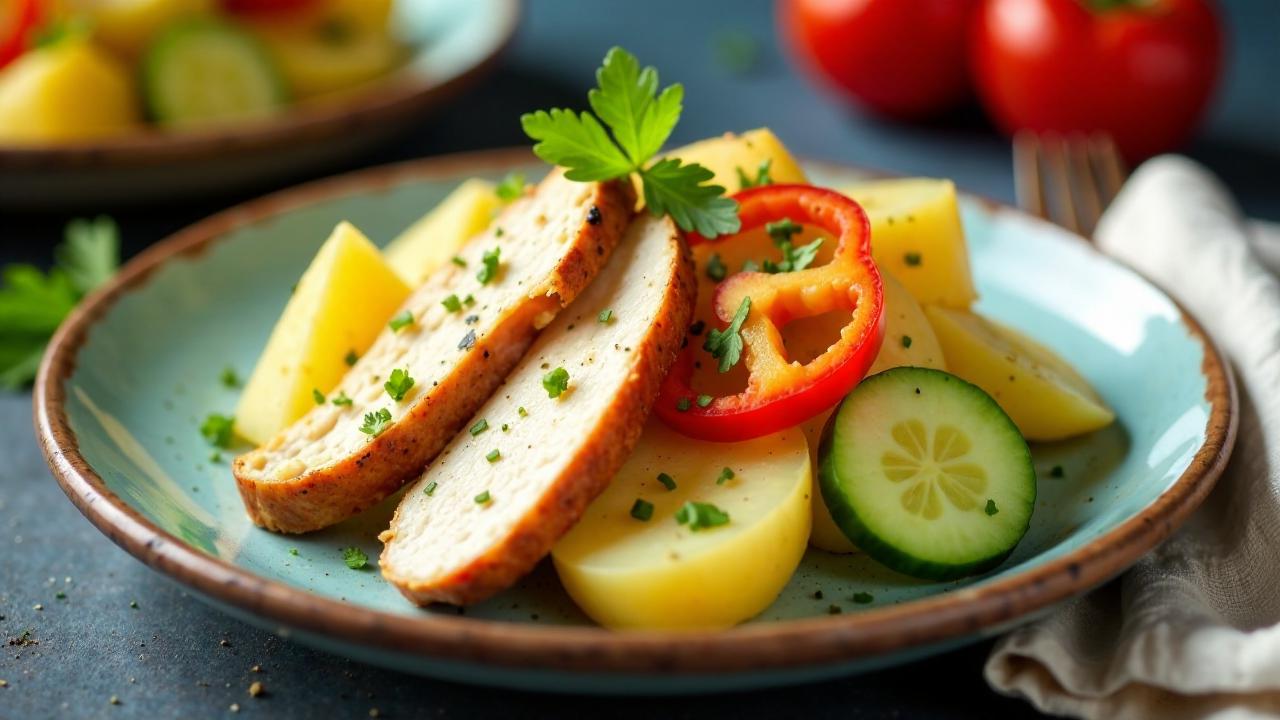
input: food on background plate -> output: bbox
[223,47,1115,629]
[0,0,404,144]
[233,171,633,533]
[553,420,810,630]
[235,221,409,446]
[380,214,694,605]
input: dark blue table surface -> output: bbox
[3,1,1277,718]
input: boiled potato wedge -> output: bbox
[235,221,410,445]
[553,421,811,630]
[842,178,977,309]
[925,305,1114,441]
[0,40,140,144]
[663,127,808,193]
[382,179,500,287]
[800,270,947,553]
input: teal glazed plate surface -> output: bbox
[34,150,1237,694]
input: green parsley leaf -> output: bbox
[424,481,438,496]
[200,414,235,449]
[495,171,527,202]
[716,467,735,484]
[542,366,570,398]
[703,296,750,373]
[674,501,730,531]
[657,472,676,491]
[451,256,467,267]
[784,238,823,272]
[902,335,913,349]
[384,368,415,402]
[341,547,368,570]
[469,418,489,436]
[904,252,922,267]
[705,252,727,282]
[696,394,713,408]
[289,548,299,556]
[517,406,528,417]
[736,158,773,189]
[442,294,463,313]
[475,489,492,503]
[852,592,874,604]
[597,309,613,324]
[332,391,353,407]
[629,498,654,522]
[485,449,501,463]
[312,388,325,404]
[344,349,359,366]
[766,218,803,245]
[520,47,740,238]
[985,499,999,516]
[209,452,223,463]
[220,366,240,388]
[676,397,691,412]
[57,216,119,296]
[360,408,392,437]
[477,247,501,285]
[463,294,476,306]
[388,310,414,332]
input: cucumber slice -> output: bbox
[818,367,1035,580]
[143,19,285,128]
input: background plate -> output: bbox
[35,150,1235,694]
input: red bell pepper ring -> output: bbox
[0,0,46,70]
[656,184,885,442]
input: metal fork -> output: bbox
[1013,132,1129,239]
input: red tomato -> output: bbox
[779,0,978,119]
[971,0,1224,160]
[0,0,46,69]
[220,0,320,15]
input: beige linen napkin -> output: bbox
[984,155,1280,720]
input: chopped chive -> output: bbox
[463,294,476,306]
[901,335,913,349]
[388,310,415,332]
[470,419,489,436]
[696,394,713,408]
[477,247,501,284]
[716,467,735,485]
[674,501,730,531]
[517,406,528,417]
[629,498,654,521]
[424,481,438,496]
[657,472,676,491]
[597,309,614,324]
[312,388,325,405]
[332,391,353,407]
[676,397,691,412]
[442,294,463,312]
[485,449,501,463]
[451,256,467,267]
[475,490,492,504]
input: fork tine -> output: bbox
[1067,136,1104,237]
[1013,131,1047,221]
[1042,133,1082,235]
[1090,134,1128,208]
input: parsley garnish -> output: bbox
[675,397,691,412]
[344,349,359,366]
[542,367,570,398]
[388,310,414,332]
[200,414,235,448]
[904,252,922,267]
[384,368,415,402]
[331,391,353,407]
[463,294,475,306]
[469,418,489,436]
[741,259,760,272]
[220,366,240,388]
[736,158,773,189]
[703,296,750,372]
[442,295,463,313]
[630,498,654,521]
[495,172,527,202]
[517,406,528,417]
[424,481,438,496]
[1050,465,1065,478]
[485,449,501,463]
[675,501,730,531]
[289,548,299,556]
[451,256,467,267]
[341,547,368,570]
[521,47,739,238]
[766,218,803,244]
[985,499,999,516]
[477,247,501,285]
[360,408,392,437]
[696,394,713,408]
[475,490,492,504]
[902,335,913,349]
[852,592,874,604]
[312,388,325,404]
[657,472,676,491]
[716,467,735,485]
[597,309,613,324]
[705,252,727,282]
[763,218,822,273]
[0,216,119,389]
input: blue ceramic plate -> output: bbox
[35,150,1235,694]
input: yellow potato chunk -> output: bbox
[235,222,410,445]
[924,305,1114,441]
[0,40,139,144]
[799,270,948,553]
[663,127,808,193]
[66,0,214,58]
[553,421,811,630]
[382,179,500,287]
[842,178,978,309]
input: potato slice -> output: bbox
[662,127,808,193]
[382,179,500,287]
[235,221,409,446]
[925,306,1114,441]
[0,40,140,144]
[66,0,214,58]
[842,178,977,309]
[799,270,947,553]
[552,421,811,630]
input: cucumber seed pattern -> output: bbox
[881,420,987,519]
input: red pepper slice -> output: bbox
[656,184,885,442]
[0,0,45,71]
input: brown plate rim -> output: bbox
[33,148,1238,676]
[0,0,519,168]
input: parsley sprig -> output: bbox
[703,297,750,373]
[762,218,822,274]
[521,47,740,238]
[1,217,119,390]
